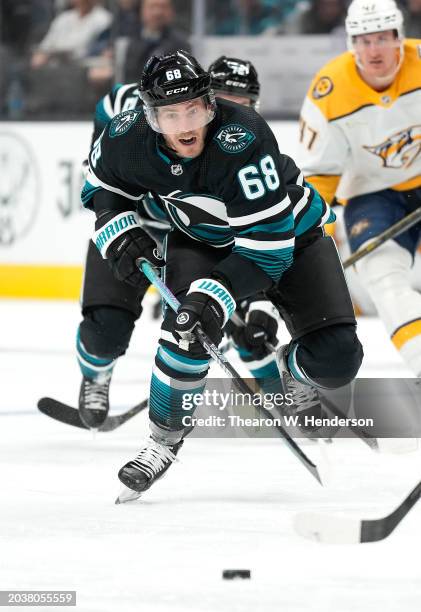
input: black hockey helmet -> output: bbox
[209,56,260,109]
[140,50,212,106]
[139,50,216,133]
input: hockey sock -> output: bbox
[286,342,318,386]
[76,330,115,381]
[149,345,210,430]
[239,348,284,395]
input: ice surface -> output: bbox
[1,297,420,612]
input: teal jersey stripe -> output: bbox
[143,194,168,220]
[81,181,102,207]
[326,209,336,224]
[237,216,294,236]
[296,183,336,235]
[234,245,294,281]
[95,83,123,127]
[94,98,111,128]
[111,83,122,95]
[192,225,233,243]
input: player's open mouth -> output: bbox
[179,136,196,146]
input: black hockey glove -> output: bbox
[174,278,236,349]
[93,210,165,287]
[231,301,279,359]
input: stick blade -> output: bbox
[100,399,148,432]
[293,512,362,544]
[37,397,87,429]
[306,462,323,485]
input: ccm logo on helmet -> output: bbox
[166,87,189,95]
[225,80,247,88]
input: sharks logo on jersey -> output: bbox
[159,191,233,247]
[214,124,255,154]
[109,110,140,138]
[363,125,421,169]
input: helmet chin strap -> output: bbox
[354,41,404,89]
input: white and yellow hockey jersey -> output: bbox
[297,40,421,203]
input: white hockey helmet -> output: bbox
[346,0,405,50]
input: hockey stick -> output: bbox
[230,312,381,451]
[343,206,421,269]
[318,393,378,451]
[294,477,421,544]
[319,396,417,454]
[37,397,148,431]
[139,259,322,485]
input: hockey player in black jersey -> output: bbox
[76,55,281,428]
[81,50,363,497]
[77,81,166,429]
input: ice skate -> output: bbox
[276,345,326,436]
[116,437,184,503]
[78,371,112,429]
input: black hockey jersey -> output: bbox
[91,87,332,242]
[90,82,170,241]
[82,99,333,296]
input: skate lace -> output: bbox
[286,375,320,413]
[131,440,177,478]
[84,380,110,411]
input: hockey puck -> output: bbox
[222,569,251,580]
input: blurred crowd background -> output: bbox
[1,0,420,120]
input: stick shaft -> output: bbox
[140,261,243,376]
[343,207,421,269]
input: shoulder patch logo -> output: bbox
[109,110,140,138]
[214,124,255,154]
[312,76,334,100]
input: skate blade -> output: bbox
[115,484,143,505]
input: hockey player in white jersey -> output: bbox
[298,0,421,375]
